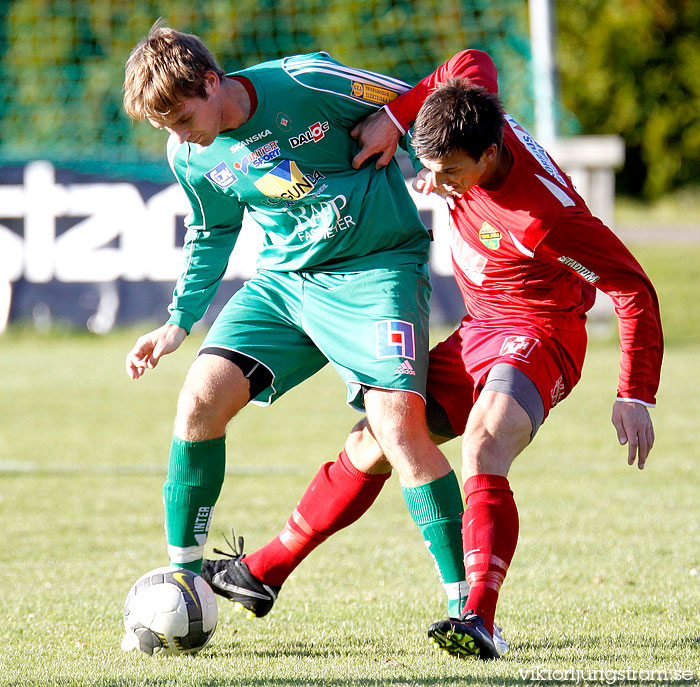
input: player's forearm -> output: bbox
[596,260,663,405]
[167,265,230,333]
[166,307,197,335]
[613,295,663,406]
[167,234,237,332]
[539,212,663,405]
[385,49,499,132]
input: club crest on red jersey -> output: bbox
[478,221,502,250]
[376,320,415,360]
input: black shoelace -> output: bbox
[212,529,245,561]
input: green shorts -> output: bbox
[201,265,431,410]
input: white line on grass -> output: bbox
[0,461,305,476]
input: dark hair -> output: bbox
[412,78,505,162]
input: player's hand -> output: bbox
[351,109,401,169]
[412,168,459,209]
[125,323,188,379]
[611,400,655,470]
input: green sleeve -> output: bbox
[402,127,426,177]
[167,148,244,333]
[291,54,423,174]
[284,52,411,133]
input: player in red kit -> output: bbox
[204,49,662,661]
[348,49,662,659]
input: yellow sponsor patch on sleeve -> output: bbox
[351,81,399,105]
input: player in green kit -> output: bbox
[122,24,469,627]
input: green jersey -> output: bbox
[166,52,430,332]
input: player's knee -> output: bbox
[174,355,250,440]
[345,419,369,453]
[174,386,223,439]
[174,377,244,440]
[365,391,429,457]
[344,418,391,474]
[460,419,528,479]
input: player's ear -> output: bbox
[482,143,498,165]
[204,70,220,95]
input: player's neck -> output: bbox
[479,144,512,191]
[219,78,251,132]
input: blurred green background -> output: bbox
[0,0,531,183]
[2,0,700,199]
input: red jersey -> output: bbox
[386,50,663,406]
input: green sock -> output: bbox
[162,435,226,575]
[402,471,468,618]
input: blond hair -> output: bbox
[123,23,225,121]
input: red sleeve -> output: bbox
[385,50,499,133]
[536,208,663,406]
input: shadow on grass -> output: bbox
[12,674,699,687]
[516,632,700,655]
[10,679,697,687]
[3,679,545,687]
[9,635,698,686]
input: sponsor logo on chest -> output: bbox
[450,222,488,286]
[287,194,353,240]
[289,121,330,148]
[233,140,281,174]
[229,129,273,154]
[204,161,238,189]
[254,159,325,201]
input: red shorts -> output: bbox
[426,316,588,436]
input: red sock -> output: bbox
[244,450,390,585]
[462,474,519,635]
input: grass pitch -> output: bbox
[1,242,699,686]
